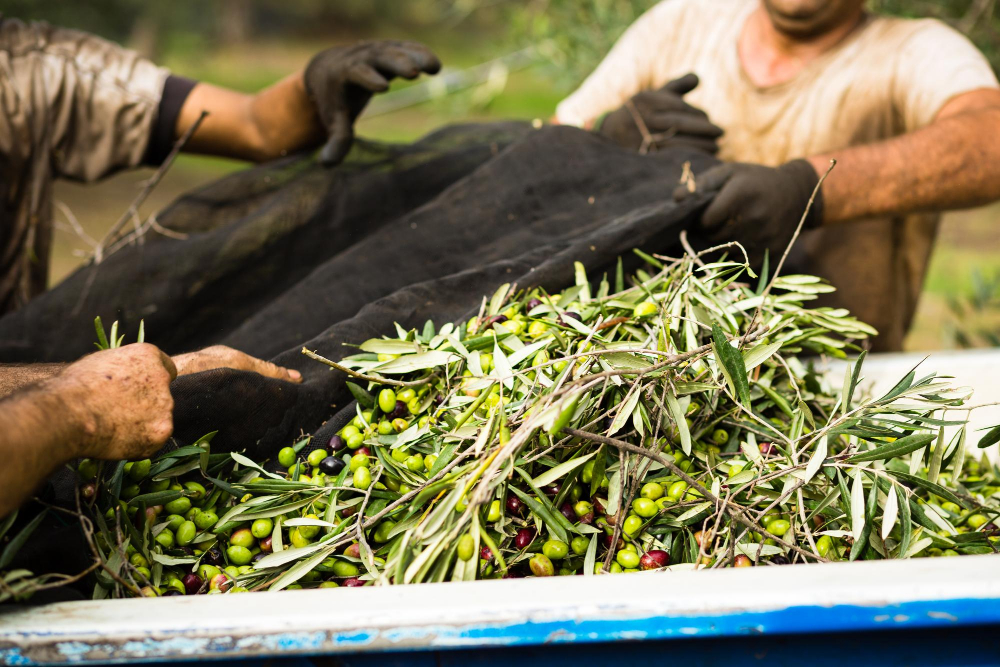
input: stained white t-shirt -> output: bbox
[557,0,999,350]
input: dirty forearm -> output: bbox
[0,379,84,516]
[177,72,324,163]
[808,91,1000,225]
[0,364,65,400]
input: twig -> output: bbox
[92,110,208,263]
[301,347,432,387]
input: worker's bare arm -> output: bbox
[0,345,176,517]
[174,42,440,165]
[808,88,1000,224]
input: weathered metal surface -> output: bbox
[0,349,997,666]
[1,554,999,665]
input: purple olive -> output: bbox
[759,442,775,456]
[559,503,576,522]
[526,298,543,312]
[319,455,346,475]
[391,401,409,419]
[343,577,365,587]
[163,590,183,597]
[252,552,268,564]
[515,528,534,550]
[542,483,562,497]
[204,547,224,566]
[329,435,346,452]
[481,546,493,561]
[640,550,670,570]
[506,496,524,515]
[181,573,202,595]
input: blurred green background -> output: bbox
[8,0,999,350]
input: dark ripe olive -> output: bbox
[204,547,224,566]
[542,483,561,497]
[329,435,346,452]
[506,496,524,515]
[390,401,409,419]
[259,536,273,553]
[356,446,371,457]
[983,523,1000,537]
[485,315,508,328]
[162,590,183,597]
[502,571,524,579]
[640,550,670,570]
[179,546,195,556]
[526,298,543,311]
[515,528,535,550]
[319,455,347,476]
[579,512,594,525]
[759,442,775,456]
[480,546,493,561]
[342,578,365,587]
[770,555,790,565]
[563,312,582,322]
[560,503,576,522]
[252,552,268,564]
[592,497,606,515]
[603,534,624,550]
[181,573,202,595]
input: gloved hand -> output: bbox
[305,41,441,166]
[598,73,722,154]
[672,160,823,255]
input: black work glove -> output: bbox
[305,41,441,166]
[598,73,723,154]
[672,159,823,257]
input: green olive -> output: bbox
[397,388,417,404]
[391,447,409,463]
[378,420,394,435]
[486,500,502,522]
[307,449,328,468]
[640,482,664,500]
[128,459,151,481]
[405,454,424,472]
[378,388,397,414]
[570,536,590,556]
[175,521,197,546]
[164,496,191,516]
[667,480,689,500]
[298,515,321,539]
[183,481,206,501]
[457,534,476,561]
[277,447,297,468]
[227,545,253,566]
[941,501,961,514]
[373,520,396,543]
[332,560,359,577]
[347,433,366,449]
[198,564,222,580]
[632,498,658,518]
[712,428,729,445]
[529,553,555,576]
[129,552,149,568]
[622,515,644,536]
[542,540,569,560]
[574,501,593,517]
[633,301,657,319]
[350,453,370,472]
[120,483,140,500]
[967,513,988,529]
[581,460,595,484]
[165,514,185,531]
[224,566,240,579]
[815,535,833,557]
[391,419,410,434]
[341,424,360,440]
[353,467,372,490]
[289,528,312,548]
[407,398,422,415]
[616,549,640,569]
[251,518,274,539]
[78,458,98,480]
[230,528,255,548]
[154,529,175,549]
[768,519,791,537]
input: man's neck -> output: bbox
[739,4,865,88]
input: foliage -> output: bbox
[944,269,1000,348]
[38,246,1000,599]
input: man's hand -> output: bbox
[673,160,822,255]
[599,74,722,154]
[305,41,441,166]
[57,344,178,461]
[172,345,302,383]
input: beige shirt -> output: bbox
[557,0,999,350]
[0,18,168,314]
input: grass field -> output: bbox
[49,36,1000,353]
